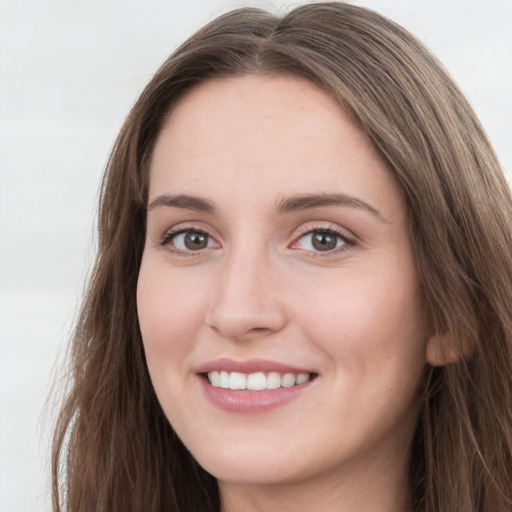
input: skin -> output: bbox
[137,75,439,512]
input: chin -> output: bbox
[191,442,309,486]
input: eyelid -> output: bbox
[293,221,355,241]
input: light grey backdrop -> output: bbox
[1,1,511,510]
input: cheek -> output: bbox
[136,256,213,429]
[293,264,427,379]
[136,256,206,360]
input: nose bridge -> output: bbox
[207,236,286,340]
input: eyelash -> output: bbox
[159,224,355,257]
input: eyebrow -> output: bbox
[147,192,387,222]
[148,194,215,213]
[276,193,388,222]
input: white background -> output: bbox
[1,1,511,510]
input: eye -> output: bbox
[161,228,217,252]
[293,228,351,253]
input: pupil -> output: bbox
[312,231,337,251]
[184,231,208,250]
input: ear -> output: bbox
[425,331,470,366]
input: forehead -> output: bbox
[148,74,400,216]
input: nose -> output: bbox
[206,245,287,342]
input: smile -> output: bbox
[197,359,317,413]
[207,371,312,391]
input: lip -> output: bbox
[196,357,313,375]
[197,358,317,413]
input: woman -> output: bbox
[52,2,512,511]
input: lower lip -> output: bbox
[200,377,314,413]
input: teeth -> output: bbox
[229,372,246,390]
[219,371,229,388]
[296,372,310,385]
[209,371,221,387]
[207,371,312,390]
[247,372,266,390]
[281,373,296,388]
[267,371,281,389]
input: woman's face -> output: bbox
[138,75,429,492]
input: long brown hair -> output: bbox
[52,3,512,511]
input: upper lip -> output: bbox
[196,358,315,375]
